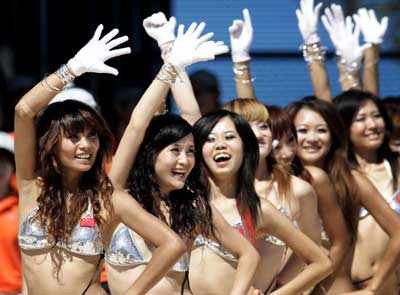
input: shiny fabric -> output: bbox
[18,203,103,256]
[193,221,245,263]
[105,224,189,272]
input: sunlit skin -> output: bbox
[293,108,332,168]
[202,117,244,181]
[154,135,195,195]
[248,121,272,159]
[56,128,100,187]
[349,100,385,157]
[272,134,297,168]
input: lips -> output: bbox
[171,170,187,180]
[301,146,321,153]
[213,153,231,163]
[75,153,91,160]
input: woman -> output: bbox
[334,90,400,294]
[105,20,260,295]
[189,110,332,295]
[288,97,400,294]
[15,25,187,295]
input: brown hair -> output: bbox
[223,98,299,217]
[35,100,114,253]
[268,105,312,183]
[287,97,359,239]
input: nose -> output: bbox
[78,136,91,149]
[365,116,378,129]
[177,152,190,166]
[281,145,294,161]
[304,130,319,143]
[215,139,227,150]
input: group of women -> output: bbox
[13,0,400,294]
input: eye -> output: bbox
[88,131,98,140]
[187,147,195,155]
[354,116,365,122]
[317,128,328,133]
[296,128,307,134]
[373,113,382,119]
[206,135,216,142]
[259,123,270,130]
[225,134,236,140]
[68,134,80,143]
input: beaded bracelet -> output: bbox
[300,42,326,64]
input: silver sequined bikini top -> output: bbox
[18,203,103,256]
[105,224,189,272]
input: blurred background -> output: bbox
[0,0,398,138]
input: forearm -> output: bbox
[230,250,260,295]
[273,260,331,295]
[15,72,66,119]
[109,66,171,188]
[125,239,186,295]
[171,70,201,124]
[362,45,379,95]
[308,62,332,101]
[328,240,349,274]
[233,61,256,99]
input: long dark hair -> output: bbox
[193,110,261,225]
[35,100,114,245]
[334,90,398,190]
[127,114,213,240]
[287,97,359,238]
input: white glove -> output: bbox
[67,24,131,76]
[229,8,253,63]
[353,8,389,45]
[322,5,370,70]
[168,22,229,71]
[143,12,177,47]
[296,0,323,44]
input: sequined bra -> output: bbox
[194,221,245,262]
[105,224,189,272]
[18,203,103,256]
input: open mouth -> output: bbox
[171,170,187,180]
[213,153,232,163]
[302,146,321,153]
[75,153,91,160]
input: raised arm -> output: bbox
[110,20,229,188]
[112,190,186,295]
[230,8,256,99]
[210,206,260,295]
[258,200,332,295]
[354,8,389,95]
[143,12,228,125]
[348,172,400,294]
[296,0,332,101]
[322,5,369,92]
[14,24,130,188]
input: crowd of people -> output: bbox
[1,0,400,294]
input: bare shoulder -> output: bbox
[304,165,330,186]
[290,175,316,200]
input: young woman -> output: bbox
[334,90,400,294]
[189,110,332,295]
[226,9,345,291]
[105,19,260,295]
[14,25,187,295]
[288,97,400,294]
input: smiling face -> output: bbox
[293,108,332,167]
[349,100,385,153]
[249,120,272,159]
[154,134,195,194]
[201,116,244,180]
[272,133,297,168]
[56,127,100,176]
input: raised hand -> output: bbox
[353,8,389,45]
[168,22,229,71]
[229,8,253,63]
[322,5,370,70]
[143,12,177,47]
[68,24,131,76]
[296,0,323,44]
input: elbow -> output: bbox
[15,102,34,120]
[319,255,333,279]
[168,235,187,258]
[239,245,260,271]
